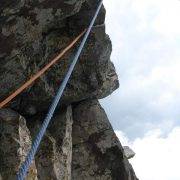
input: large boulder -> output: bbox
[72,100,138,180]
[0,0,86,107]
[0,0,118,115]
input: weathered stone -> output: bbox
[0,0,85,112]
[28,106,73,180]
[123,146,136,159]
[0,0,119,115]
[72,100,138,180]
[0,1,138,179]
[0,109,37,180]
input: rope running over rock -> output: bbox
[16,0,103,179]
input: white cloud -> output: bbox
[116,128,180,180]
[103,2,180,179]
[152,1,180,38]
[131,0,180,37]
[102,0,180,138]
[124,57,180,108]
[115,130,130,146]
[104,0,180,37]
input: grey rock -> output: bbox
[0,0,119,115]
[28,106,73,180]
[123,146,136,159]
[0,109,37,180]
[72,100,138,180]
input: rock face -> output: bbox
[0,109,37,179]
[0,0,118,115]
[72,100,137,180]
[28,106,73,180]
[0,0,138,180]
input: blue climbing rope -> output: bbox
[16,0,103,179]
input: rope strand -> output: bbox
[16,1,103,179]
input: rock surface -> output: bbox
[0,0,138,180]
[72,100,137,180]
[0,0,118,115]
[123,146,136,159]
[0,109,37,179]
[28,106,73,180]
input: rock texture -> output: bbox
[0,109,37,179]
[72,100,137,180]
[0,0,118,115]
[0,0,138,180]
[123,146,136,160]
[28,106,73,180]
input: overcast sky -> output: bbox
[101,0,180,179]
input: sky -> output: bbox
[101,0,180,179]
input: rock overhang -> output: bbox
[0,0,119,115]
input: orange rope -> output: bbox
[0,30,86,108]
